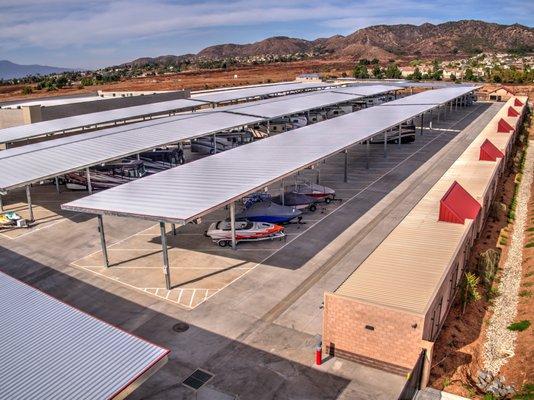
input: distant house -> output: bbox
[296,73,321,82]
[487,86,516,101]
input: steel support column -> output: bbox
[344,149,348,183]
[230,202,236,250]
[0,195,3,211]
[420,114,424,135]
[55,176,60,193]
[213,133,217,154]
[316,168,320,184]
[172,223,177,235]
[160,221,172,290]
[383,131,388,158]
[281,180,285,205]
[97,215,109,268]
[86,167,92,194]
[398,125,402,147]
[366,140,370,169]
[26,185,34,222]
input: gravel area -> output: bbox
[483,139,534,374]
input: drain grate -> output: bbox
[182,369,214,390]
[172,322,190,333]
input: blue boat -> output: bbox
[237,200,302,224]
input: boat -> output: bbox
[369,122,416,144]
[288,115,308,128]
[0,211,21,227]
[292,182,336,203]
[65,171,130,191]
[237,200,302,223]
[140,146,185,166]
[272,192,318,212]
[93,159,146,179]
[206,220,285,247]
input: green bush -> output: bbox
[478,249,500,288]
[507,320,531,331]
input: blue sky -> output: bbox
[1,0,532,69]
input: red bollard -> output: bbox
[315,345,322,366]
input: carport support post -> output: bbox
[383,131,388,158]
[281,180,285,205]
[86,167,92,194]
[365,140,370,169]
[160,221,172,290]
[230,202,236,250]
[344,149,348,183]
[213,133,217,154]
[171,223,177,235]
[26,185,34,222]
[420,113,424,135]
[54,176,60,193]
[398,125,402,148]
[97,215,109,268]
[0,195,3,211]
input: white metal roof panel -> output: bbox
[0,98,203,144]
[1,95,104,108]
[0,272,168,400]
[332,84,401,96]
[0,111,261,191]
[381,86,477,105]
[227,91,362,118]
[191,82,331,103]
[62,102,434,223]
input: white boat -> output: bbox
[206,220,285,247]
[292,182,336,202]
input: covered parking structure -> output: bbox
[192,82,334,105]
[0,98,203,147]
[62,86,477,290]
[0,85,398,221]
[0,271,169,399]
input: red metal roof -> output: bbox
[514,98,524,107]
[480,139,504,161]
[439,181,481,224]
[497,118,514,133]
[508,106,520,117]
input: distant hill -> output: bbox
[0,60,74,79]
[122,20,534,66]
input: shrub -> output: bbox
[22,86,33,95]
[507,320,531,332]
[478,249,500,288]
[519,290,532,297]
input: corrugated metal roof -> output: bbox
[0,111,261,191]
[1,95,104,109]
[0,98,202,144]
[381,86,478,105]
[225,91,363,118]
[0,271,168,400]
[332,84,401,96]
[191,82,332,103]
[0,86,397,192]
[61,87,471,223]
[335,96,527,315]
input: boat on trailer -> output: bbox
[237,200,302,224]
[292,182,336,203]
[272,192,319,212]
[206,220,285,247]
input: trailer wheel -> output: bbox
[218,240,229,247]
[309,204,317,212]
[325,197,332,204]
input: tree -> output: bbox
[372,65,383,79]
[412,67,423,81]
[450,73,457,81]
[352,64,369,79]
[80,77,93,86]
[371,58,379,65]
[464,68,475,81]
[384,63,402,79]
[461,272,481,313]
[22,86,33,95]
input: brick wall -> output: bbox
[323,293,424,374]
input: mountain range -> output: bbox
[0,60,74,80]
[124,20,533,67]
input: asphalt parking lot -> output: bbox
[0,101,502,399]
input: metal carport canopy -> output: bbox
[331,84,401,96]
[0,98,204,145]
[0,271,169,399]
[223,87,400,119]
[191,82,333,104]
[380,85,478,105]
[62,86,477,224]
[0,111,262,192]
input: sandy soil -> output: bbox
[429,116,533,397]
